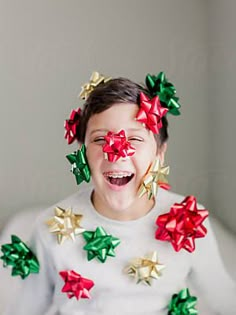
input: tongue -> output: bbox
[109,176,130,186]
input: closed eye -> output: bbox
[128,137,144,143]
[93,137,106,144]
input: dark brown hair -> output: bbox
[77,78,168,145]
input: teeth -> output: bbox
[109,174,127,178]
[104,172,133,178]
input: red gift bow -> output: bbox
[59,270,94,300]
[136,92,168,134]
[103,130,135,162]
[64,108,82,144]
[155,195,209,252]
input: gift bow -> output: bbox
[145,72,181,116]
[83,227,121,263]
[126,251,165,286]
[136,92,168,134]
[46,207,85,244]
[138,159,170,200]
[60,270,94,300]
[168,288,198,315]
[64,107,82,144]
[79,71,111,100]
[66,144,91,185]
[103,130,135,162]
[155,195,209,252]
[0,235,40,279]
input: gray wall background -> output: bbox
[0,0,235,233]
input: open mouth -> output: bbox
[103,172,134,186]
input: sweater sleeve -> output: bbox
[4,224,55,315]
[187,217,236,315]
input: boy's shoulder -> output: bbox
[157,188,185,209]
[157,188,205,212]
[35,184,93,229]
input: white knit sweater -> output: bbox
[4,187,236,315]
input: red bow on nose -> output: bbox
[103,130,135,162]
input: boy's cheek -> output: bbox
[86,145,103,162]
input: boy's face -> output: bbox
[84,103,166,220]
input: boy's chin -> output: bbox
[92,183,152,219]
[93,191,137,217]
[103,194,150,218]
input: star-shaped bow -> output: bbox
[126,251,165,286]
[138,158,170,200]
[59,270,94,300]
[79,71,112,100]
[145,72,181,116]
[168,288,198,315]
[46,207,85,244]
[103,130,135,162]
[0,235,40,279]
[83,227,121,263]
[64,107,82,144]
[66,144,91,185]
[155,195,209,252]
[136,92,168,134]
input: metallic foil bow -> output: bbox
[136,92,168,134]
[66,144,91,185]
[103,130,135,162]
[145,72,181,116]
[83,227,121,263]
[0,235,40,279]
[138,159,170,200]
[79,71,112,100]
[155,195,209,252]
[64,107,82,145]
[46,207,85,244]
[59,270,94,300]
[168,288,198,315]
[125,251,165,285]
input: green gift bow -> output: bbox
[168,288,198,315]
[0,235,40,279]
[83,227,121,263]
[145,72,181,116]
[66,144,91,185]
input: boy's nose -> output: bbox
[102,129,135,163]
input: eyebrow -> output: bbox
[89,129,109,136]
[89,128,147,136]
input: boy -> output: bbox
[4,72,236,315]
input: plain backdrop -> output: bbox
[0,0,235,234]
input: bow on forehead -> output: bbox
[136,92,168,134]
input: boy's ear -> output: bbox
[157,142,167,164]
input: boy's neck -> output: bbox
[91,190,155,221]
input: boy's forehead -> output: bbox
[86,103,141,131]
